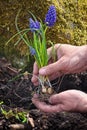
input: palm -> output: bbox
[32,90,87,113]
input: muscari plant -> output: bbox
[29,5,56,90]
[6,5,57,94]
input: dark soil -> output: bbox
[0,57,87,130]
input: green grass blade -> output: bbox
[5,28,30,46]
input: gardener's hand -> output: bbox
[31,44,87,86]
[32,90,87,113]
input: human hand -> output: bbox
[32,90,87,113]
[31,44,87,86]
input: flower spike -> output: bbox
[29,18,40,32]
[45,5,56,27]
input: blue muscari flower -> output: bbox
[29,18,40,32]
[45,5,56,27]
[29,46,36,55]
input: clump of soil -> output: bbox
[0,57,87,130]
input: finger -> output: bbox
[49,93,63,104]
[31,75,39,85]
[32,62,39,75]
[47,71,63,81]
[32,96,62,113]
[39,56,69,76]
[32,79,39,86]
[31,62,39,84]
[39,61,62,76]
[39,62,58,76]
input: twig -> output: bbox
[9,124,25,130]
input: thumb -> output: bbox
[49,94,62,104]
[39,59,64,76]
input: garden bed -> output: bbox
[0,57,87,130]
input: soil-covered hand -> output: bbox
[32,90,87,113]
[31,44,87,86]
